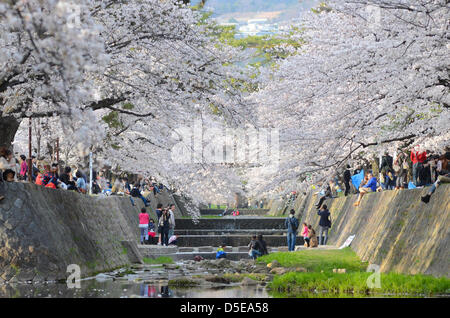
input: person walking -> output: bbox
[158,208,170,246]
[285,209,299,252]
[139,208,150,245]
[317,204,331,245]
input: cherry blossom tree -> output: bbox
[245,0,449,198]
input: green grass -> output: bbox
[257,247,368,273]
[143,256,174,264]
[269,272,450,297]
[257,248,450,297]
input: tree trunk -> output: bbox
[0,116,21,150]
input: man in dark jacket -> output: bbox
[285,209,299,251]
[343,165,352,196]
[317,205,331,245]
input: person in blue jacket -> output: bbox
[353,172,378,207]
[285,209,299,251]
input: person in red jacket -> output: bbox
[411,146,427,186]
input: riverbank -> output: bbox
[0,182,183,283]
[257,248,450,297]
[268,184,450,277]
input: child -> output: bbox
[302,222,310,247]
[216,245,227,259]
[147,219,156,244]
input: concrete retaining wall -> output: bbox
[293,184,450,277]
[0,182,183,283]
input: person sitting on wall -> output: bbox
[353,172,378,207]
[421,172,450,203]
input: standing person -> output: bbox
[285,209,299,252]
[411,146,427,186]
[155,203,163,245]
[148,218,156,244]
[343,165,352,196]
[317,204,331,245]
[139,208,150,245]
[380,151,393,176]
[301,222,310,247]
[158,209,170,246]
[31,156,39,182]
[393,150,407,189]
[353,172,377,207]
[168,204,176,238]
[155,203,162,245]
[19,155,28,181]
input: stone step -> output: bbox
[200,209,270,216]
[176,217,286,230]
[174,229,286,235]
[175,235,301,247]
[137,245,326,261]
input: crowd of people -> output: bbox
[0,147,169,206]
[139,203,177,247]
[284,207,331,252]
[313,146,450,208]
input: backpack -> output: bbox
[289,217,299,232]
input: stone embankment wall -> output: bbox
[286,184,450,277]
[0,182,185,283]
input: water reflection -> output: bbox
[0,280,268,298]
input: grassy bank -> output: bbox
[257,248,450,297]
[257,248,367,272]
[270,271,450,297]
